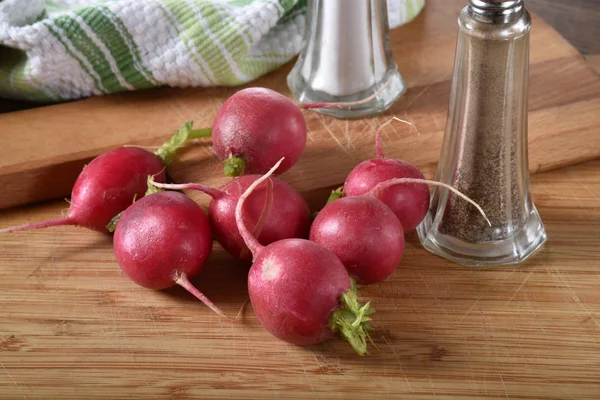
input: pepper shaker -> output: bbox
[417,0,547,266]
[287,0,406,118]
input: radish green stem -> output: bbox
[188,128,212,139]
[174,271,227,318]
[155,121,212,165]
[145,175,164,196]
[366,178,492,226]
[0,216,73,233]
[312,186,344,220]
[235,158,284,259]
[123,144,161,150]
[149,179,224,200]
[106,213,122,233]
[329,279,374,356]
[106,193,140,233]
[326,187,344,204]
[224,155,245,177]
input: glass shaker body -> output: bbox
[417,1,547,266]
[287,0,406,118]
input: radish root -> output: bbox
[375,117,413,158]
[235,298,250,321]
[239,178,274,261]
[149,179,224,200]
[174,271,228,319]
[0,216,74,234]
[366,178,492,226]
[235,158,284,259]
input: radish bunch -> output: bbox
[1,85,491,356]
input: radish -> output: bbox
[113,190,224,316]
[310,196,404,285]
[237,159,374,355]
[151,175,311,262]
[343,118,430,232]
[210,87,307,177]
[206,84,390,177]
[0,122,210,234]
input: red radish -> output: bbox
[211,87,307,177]
[151,175,311,262]
[113,190,224,316]
[310,196,405,285]
[238,159,374,355]
[0,122,209,234]
[343,118,430,232]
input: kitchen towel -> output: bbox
[0,0,425,102]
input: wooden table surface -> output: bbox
[0,158,599,400]
[2,2,600,400]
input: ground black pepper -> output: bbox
[418,0,547,265]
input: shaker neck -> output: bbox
[468,0,524,24]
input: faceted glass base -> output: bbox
[417,206,547,267]
[287,68,406,119]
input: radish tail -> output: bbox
[366,178,492,226]
[375,117,413,158]
[235,158,284,259]
[329,279,375,356]
[375,128,384,158]
[149,179,224,200]
[0,216,75,233]
[252,178,274,239]
[174,272,227,318]
[235,298,250,321]
[239,178,273,261]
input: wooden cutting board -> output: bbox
[1,145,600,400]
[2,2,600,399]
[0,0,599,210]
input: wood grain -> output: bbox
[1,0,600,210]
[1,158,600,400]
[2,2,600,398]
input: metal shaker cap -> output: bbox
[468,0,524,23]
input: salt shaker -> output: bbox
[417,0,547,266]
[287,0,406,118]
